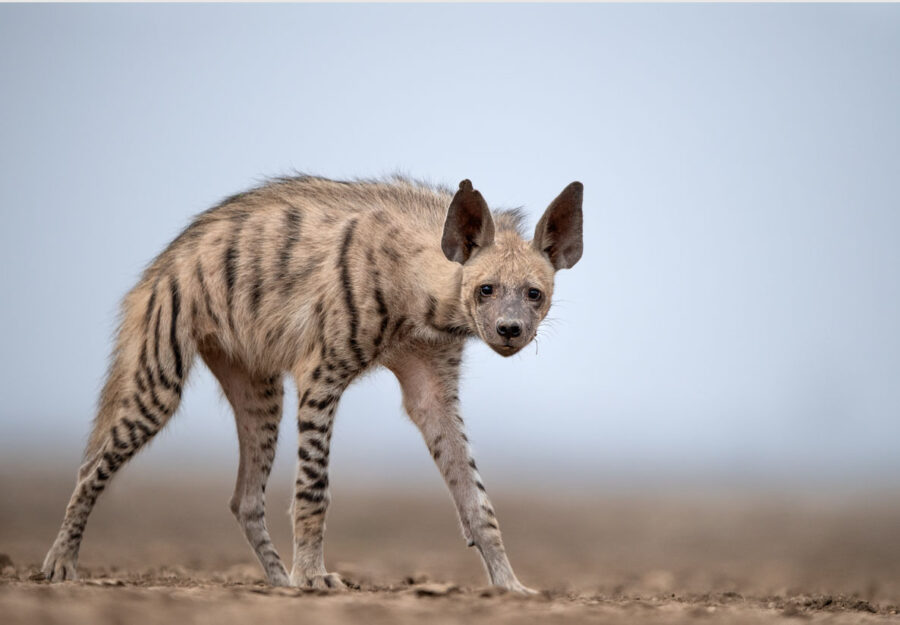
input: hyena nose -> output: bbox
[496,320,522,338]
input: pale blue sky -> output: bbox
[1,4,898,490]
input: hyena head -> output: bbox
[441,179,583,356]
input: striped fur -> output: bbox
[42,175,584,593]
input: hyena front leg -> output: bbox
[202,347,289,586]
[389,343,535,593]
[288,365,346,589]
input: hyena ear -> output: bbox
[532,181,584,270]
[441,179,496,264]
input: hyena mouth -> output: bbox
[489,342,524,357]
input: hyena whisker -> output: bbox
[543,298,573,314]
[43,174,584,595]
[536,317,563,340]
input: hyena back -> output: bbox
[43,175,583,592]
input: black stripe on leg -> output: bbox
[103,451,124,472]
[248,404,280,417]
[152,304,167,385]
[134,369,148,394]
[295,506,326,520]
[111,425,129,450]
[262,384,280,399]
[301,465,322,481]
[133,393,161,427]
[300,448,328,467]
[132,418,154,438]
[144,286,157,329]
[296,490,326,503]
[169,276,183,381]
[299,420,329,434]
[256,545,278,560]
[309,395,336,411]
[145,382,172,416]
[152,304,178,393]
[139,343,157,388]
[137,353,172,415]
[121,418,142,449]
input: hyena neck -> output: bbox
[421,262,475,338]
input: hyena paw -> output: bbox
[291,571,348,591]
[501,579,539,595]
[266,567,291,587]
[41,546,79,582]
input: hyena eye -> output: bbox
[527,288,542,301]
[479,284,494,297]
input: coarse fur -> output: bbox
[42,174,584,592]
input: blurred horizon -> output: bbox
[1,4,899,492]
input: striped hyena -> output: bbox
[42,175,583,593]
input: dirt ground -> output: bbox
[2,469,899,624]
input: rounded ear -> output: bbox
[532,181,583,270]
[441,179,496,264]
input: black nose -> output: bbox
[496,321,522,338]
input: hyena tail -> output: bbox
[43,271,196,581]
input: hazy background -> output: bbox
[1,4,898,494]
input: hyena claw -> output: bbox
[291,571,348,591]
[503,580,539,595]
[41,544,78,582]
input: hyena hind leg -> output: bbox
[42,356,188,581]
[43,276,193,581]
[202,347,290,586]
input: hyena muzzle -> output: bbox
[42,175,583,593]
